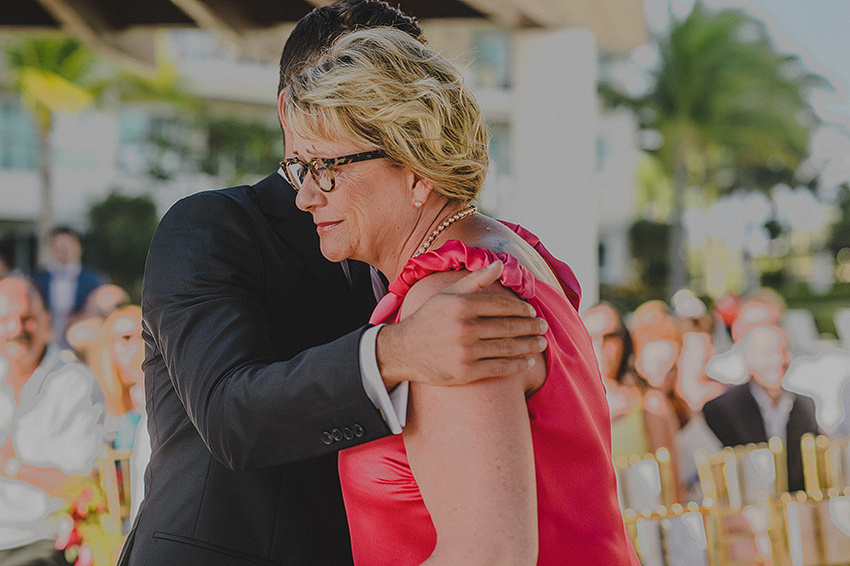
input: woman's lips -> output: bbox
[315,220,342,234]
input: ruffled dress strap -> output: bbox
[370,240,537,325]
[369,223,581,325]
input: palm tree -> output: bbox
[602,2,823,294]
[5,37,98,259]
[4,36,192,262]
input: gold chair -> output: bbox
[615,447,679,515]
[98,445,134,523]
[624,502,714,566]
[697,438,788,510]
[770,490,850,566]
[696,438,788,566]
[802,434,850,498]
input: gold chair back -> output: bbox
[772,490,850,566]
[615,447,678,515]
[697,438,787,510]
[98,445,134,523]
[696,438,788,566]
[623,503,713,566]
[802,434,850,498]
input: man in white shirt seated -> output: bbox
[0,277,105,565]
[702,324,819,492]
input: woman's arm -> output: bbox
[400,270,543,566]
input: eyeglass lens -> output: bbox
[287,159,333,191]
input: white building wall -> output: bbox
[595,107,640,285]
[1,110,120,225]
[508,28,599,309]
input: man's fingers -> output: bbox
[464,356,539,380]
[469,315,548,341]
[472,335,548,359]
[448,292,538,319]
[441,261,504,295]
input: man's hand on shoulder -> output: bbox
[376,261,548,388]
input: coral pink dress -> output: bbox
[339,223,639,565]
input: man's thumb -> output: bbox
[444,261,504,295]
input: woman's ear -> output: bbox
[411,174,434,208]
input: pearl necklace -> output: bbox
[414,205,477,257]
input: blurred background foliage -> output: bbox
[83,192,158,303]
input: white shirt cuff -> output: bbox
[359,324,408,434]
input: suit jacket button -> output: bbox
[321,431,334,445]
[352,424,365,437]
[332,428,343,441]
[342,427,354,440]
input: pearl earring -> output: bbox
[414,201,422,208]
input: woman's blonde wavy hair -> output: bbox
[284,27,489,203]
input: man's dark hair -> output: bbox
[278,0,424,94]
[50,225,81,241]
[0,245,12,270]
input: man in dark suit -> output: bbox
[118,3,547,565]
[32,226,105,349]
[703,324,818,493]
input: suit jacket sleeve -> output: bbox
[143,191,390,470]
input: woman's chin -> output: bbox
[319,242,351,263]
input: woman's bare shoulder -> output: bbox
[462,217,561,290]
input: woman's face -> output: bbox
[636,339,679,389]
[107,311,143,386]
[292,135,414,266]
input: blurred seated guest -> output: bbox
[730,288,785,343]
[672,290,726,410]
[65,284,131,364]
[632,300,690,430]
[676,329,726,412]
[33,227,105,350]
[80,284,131,322]
[98,305,147,525]
[67,305,144,446]
[65,285,131,366]
[69,303,148,527]
[702,324,818,493]
[0,277,105,565]
[673,318,726,502]
[102,305,145,450]
[583,303,680,464]
[671,289,713,336]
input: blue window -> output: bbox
[0,101,38,171]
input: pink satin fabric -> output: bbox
[340,224,639,565]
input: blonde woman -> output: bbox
[282,28,638,565]
[583,302,680,462]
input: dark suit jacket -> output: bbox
[33,265,104,312]
[702,382,818,493]
[118,173,390,566]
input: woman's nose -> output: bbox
[295,175,326,212]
